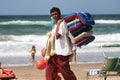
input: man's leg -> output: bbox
[54,55,77,80]
[46,58,57,80]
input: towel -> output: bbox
[87,69,100,76]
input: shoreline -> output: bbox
[1,47,120,67]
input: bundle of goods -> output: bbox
[63,12,95,47]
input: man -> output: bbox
[45,7,77,80]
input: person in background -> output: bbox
[72,45,77,64]
[69,45,77,64]
[29,45,36,62]
[45,7,77,80]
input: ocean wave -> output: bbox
[0,35,47,42]
[94,33,120,42]
[95,20,120,24]
[0,33,120,42]
[0,19,120,26]
[0,33,120,47]
[0,20,51,26]
[88,33,120,47]
[0,33,120,66]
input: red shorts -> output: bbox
[46,55,77,80]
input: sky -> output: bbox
[0,0,120,15]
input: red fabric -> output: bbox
[46,55,77,80]
[64,13,77,23]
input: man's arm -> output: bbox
[55,19,63,39]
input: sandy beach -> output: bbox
[4,63,120,80]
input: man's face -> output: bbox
[51,11,60,21]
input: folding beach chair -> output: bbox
[100,56,120,80]
[84,56,120,80]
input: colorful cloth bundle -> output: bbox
[63,12,95,47]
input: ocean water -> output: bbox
[0,14,120,67]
